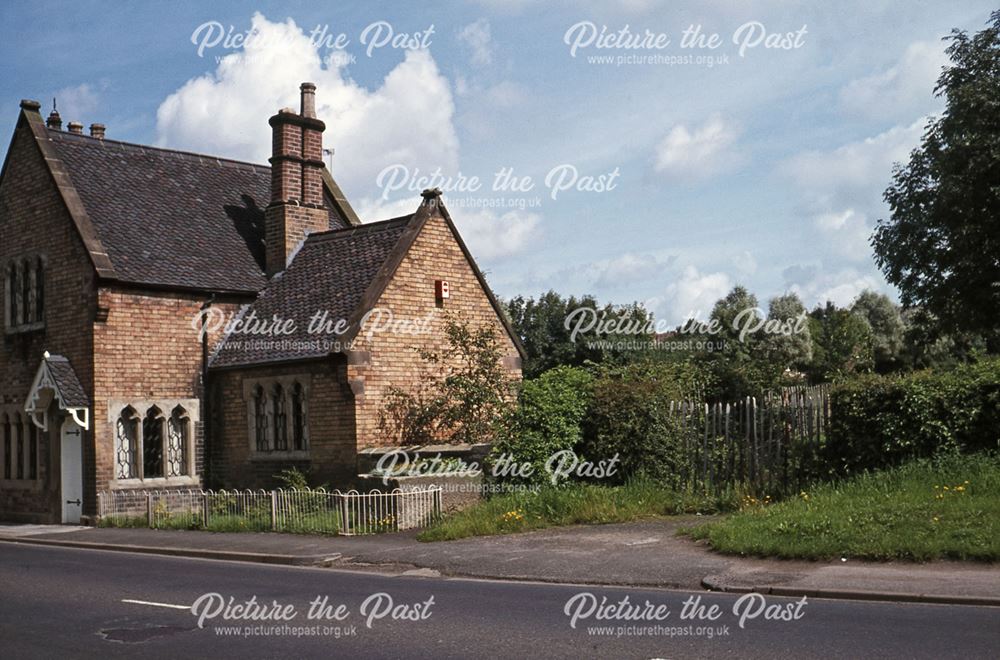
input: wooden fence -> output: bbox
[666,385,831,495]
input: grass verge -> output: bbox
[682,452,1000,561]
[416,479,737,542]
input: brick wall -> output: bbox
[208,358,357,489]
[348,212,522,448]
[0,117,97,522]
[92,290,244,502]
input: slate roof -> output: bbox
[210,215,416,368]
[44,354,89,407]
[47,130,353,293]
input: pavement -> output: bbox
[1,518,998,607]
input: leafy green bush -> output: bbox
[825,358,1000,474]
[488,366,594,485]
[580,361,704,485]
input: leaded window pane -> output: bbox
[35,258,43,323]
[143,409,164,478]
[166,409,188,477]
[254,386,269,451]
[9,264,19,326]
[292,383,307,451]
[15,415,23,480]
[3,415,10,480]
[116,409,138,480]
[20,261,30,325]
[272,384,287,451]
[28,423,37,480]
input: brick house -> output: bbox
[0,83,523,524]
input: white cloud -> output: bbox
[813,208,872,261]
[54,83,103,121]
[839,41,947,121]
[783,119,924,214]
[155,13,459,199]
[356,196,540,261]
[783,119,924,267]
[783,264,886,309]
[592,253,674,288]
[654,265,733,325]
[456,19,495,67]
[654,114,741,181]
[732,250,757,276]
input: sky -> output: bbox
[1,1,995,325]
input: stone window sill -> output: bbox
[111,476,200,489]
[249,451,311,461]
[0,479,43,491]
[4,321,45,335]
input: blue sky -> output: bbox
[2,1,996,324]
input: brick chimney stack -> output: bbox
[265,82,330,276]
[89,123,106,139]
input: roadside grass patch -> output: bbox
[416,479,738,542]
[682,452,1000,561]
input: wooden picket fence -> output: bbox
[666,385,831,495]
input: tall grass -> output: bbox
[683,452,1000,561]
[417,479,739,542]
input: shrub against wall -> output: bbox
[580,361,704,486]
[488,366,594,485]
[824,358,1000,474]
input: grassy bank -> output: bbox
[416,480,737,542]
[683,452,1000,561]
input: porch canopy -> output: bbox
[24,352,90,431]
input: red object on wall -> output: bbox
[435,279,450,300]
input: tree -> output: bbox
[504,291,653,378]
[378,317,516,446]
[808,302,874,381]
[872,11,1000,349]
[900,307,987,369]
[697,286,783,398]
[763,293,813,370]
[850,290,905,372]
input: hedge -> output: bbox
[824,358,1000,474]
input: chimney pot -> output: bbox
[300,82,317,118]
[67,121,83,135]
[46,110,62,131]
[89,123,106,139]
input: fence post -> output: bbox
[271,490,278,531]
[146,493,153,528]
[202,492,209,529]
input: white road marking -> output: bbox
[121,598,190,610]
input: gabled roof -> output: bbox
[210,192,527,369]
[210,214,416,368]
[24,353,91,430]
[1,101,360,294]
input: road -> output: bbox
[0,543,997,659]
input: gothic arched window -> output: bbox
[14,413,24,480]
[28,422,37,480]
[142,407,164,478]
[2,414,10,480]
[254,386,268,451]
[115,406,139,480]
[8,263,19,326]
[291,382,307,451]
[166,406,189,477]
[34,257,44,323]
[272,384,287,451]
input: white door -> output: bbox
[61,418,83,524]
